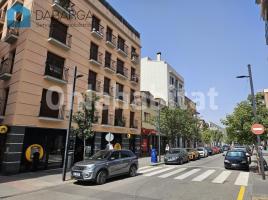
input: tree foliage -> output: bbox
[222,93,268,145]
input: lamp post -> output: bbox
[236,64,266,180]
[62,66,83,181]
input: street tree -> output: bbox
[72,93,99,160]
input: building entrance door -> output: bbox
[0,134,6,172]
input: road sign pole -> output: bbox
[248,65,266,180]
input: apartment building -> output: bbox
[184,96,198,115]
[140,91,166,156]
[0,0,141,174]
[256,0,268,44]
[264,89,268,108]
[141,53,185,108]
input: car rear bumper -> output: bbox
[224,163,249,170]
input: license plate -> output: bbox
[73,172,81,177]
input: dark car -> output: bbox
[71,150,138,184]
[205,147,213,156]
[224,150,249,171]
[164,148,189,165]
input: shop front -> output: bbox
[141,128,158,157]
[0,130,7,173]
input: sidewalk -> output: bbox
[0,156,163,198]
[250,150,268,200]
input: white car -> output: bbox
[197,147,208,158]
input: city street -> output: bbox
[1,154,253,200]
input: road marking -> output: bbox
[138,166,163,174]
[174,169,201,180]
[212,171,232,184]
[144,166,176,176]
[237,186,246,200]
[158,168,187,178]
[192,169,216,182]
[234,172,249,186]
[138,166,152,171]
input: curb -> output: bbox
[252,196,268,200]
[150,162,164,166]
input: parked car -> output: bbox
[222,145,230,156]
[71,150,138,185]
[164,148,189,165]
[185,148,199,160]
[205,147,213,156]
[233,146,252,164]
[196,147,208,158]
[224,150,249,171]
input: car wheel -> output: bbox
[179,159,183,165]
[129,165,137,177]
[96,170,107,185]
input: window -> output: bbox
[130,111,135,128]
[116,82,124,100]
[130,89,135,104]
[106,26,113,43]
[92,15,100,32]
[45,52,65,80]
[50,18,68,44]
[105,51,111,68]
[117,36,125,51]
[101,104,109,125]
[144,112,150,123]
[39,89,61,118]
[121,150,134,158]
[103,77,110,95]
[116,59,124,74]
[170,76,174,85]
[114,109,124,126]
[90,42,99,61]
[0,88,9,116]
[88,70,97,91]
[9,49,16,74]
[110,151,120,160]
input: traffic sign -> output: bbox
[105,133,114,142]
[251,124,265,135]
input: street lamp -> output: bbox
[62,66,83,181]
[236,64,266,180]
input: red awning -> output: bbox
[142,128,157,135]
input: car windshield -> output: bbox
[234,147,246,152]
[88,150,110,160]
[227,151,245,157]
[169,149,181,154]
[197,148,203,151]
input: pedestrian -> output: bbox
[165,144,170,153]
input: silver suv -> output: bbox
[71,149,138,184]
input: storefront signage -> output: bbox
[0,125,8,135]
[25,144,44,162]
[114,143,122,150]
[105,133,114,142]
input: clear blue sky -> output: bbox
[107,0,268,126]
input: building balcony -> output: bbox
[116,67,128,80]
[104,59,116,73]
[0,9,5,25]
[115,95,126,104]
[44,62,69,84]
[87,80,102,94]
[0,58,12,81]
[106,32,116,48]
[131,53,139,64]
[91,24,104,39]
[89,52,103,66]
[4,27,19,44]
[39,105,65,121]
[117,44,128,57]
[48,28,72,50]
[114,117,126,127]
[130,74,139,85]
[51,0,74,18]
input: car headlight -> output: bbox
[241,161,247,164]
[224,160,230,163]
[86,164,95,171]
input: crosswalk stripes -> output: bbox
[174,169,201,180]
[212,171,232,184]
[138,166,152,171]
[144,166,176,177]
[158,168,187,178]
[140,165,250,186]
[234,172,249,186]
[138,166,162,174]
[192,169,216,182]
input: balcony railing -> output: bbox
[116,66,128,79]
[49,26,72,49]
[106,32,116,48]
[91,23,104,39]
[114,117,126,127]
[130,74,139,84]
[44,62,69,83]
[104,59,116,73]
[0,9,6,24]
[88,80,102,93]
[103,86,114,97]
[0,58,12,80]
[117,44,128,57]
[131,52,139,64]
[52,0,74,18]
[4,26,19,44]
[89,51,103,66]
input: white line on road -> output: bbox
[174,169,201,180]
[144,166,176,177]
[234,172,249,186]
[212,171,232,184]
[158,168,187,178]
[138,166,163,174]
[192,169,216,182]
[138,166,152,171]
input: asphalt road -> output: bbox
[2,154,252,200]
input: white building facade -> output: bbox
[140,53,185,108]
